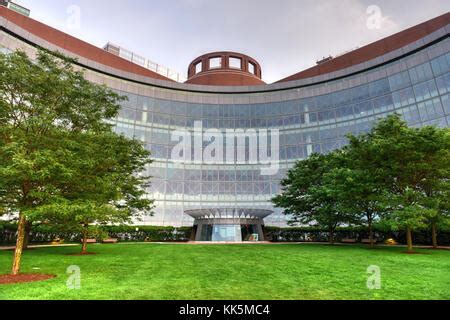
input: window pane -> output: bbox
[210,57,222,69]
[195,62,202,74]
[248,62,256,74]
[229,57,242,69]
[409,62,433,84]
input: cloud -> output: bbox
[15,0,450,83]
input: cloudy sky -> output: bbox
[13,0,450,83]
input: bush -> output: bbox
[102,225,193,242]
[1,222,449,245]
[0,222,17,244]
[0,222,193,245]
[265,226,450,245]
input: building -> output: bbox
[103,42,186,83]
[0,0,29,16]
[0,7,449,241]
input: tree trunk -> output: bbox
[431,222,438,249]
[368,216,375,248]
[11,214,27,275]
[81,226,88,254]
[406,227,414,253]
[23,221,33,250]
[329,228,335,244]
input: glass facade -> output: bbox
[107,43,450,227]
[1,28,449,228]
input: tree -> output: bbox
[273,114,449,251]
[0,50,152,274]
[426,190,450,248]
[321,166,384,247]
[29,132,153,254]
[348,115,450,252]
[272,152,355,243]
[414,128,450,248]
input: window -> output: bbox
[369,78,390,97]
[248,62,256,75]
[209,57,222,69]
[441,94,450,114]
[316,94,334,111]
[229,57,242,69]
[352,84,371,102]
[373,94,394,112]
[401,105,421,125]
[409,62,434,84]
[417,98,444,122]
[392,87,416,109]
[431,54,450,77]
[389,71,411,91]
[118,107,136,121]
[318,109,336,122]
[195,61,202,74]
[436,73,450,95]
[413,80,438,102]
[320,127,339,140]
[132,54,146,67]
[354,101,373,116]
[336,105,354,119]
[333,89,352,107]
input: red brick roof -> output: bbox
[0,6,174,82]
[277,12,450,83]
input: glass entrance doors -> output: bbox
[212,225,242,242]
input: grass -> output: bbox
[0,243,449,300]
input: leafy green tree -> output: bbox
[426,190,450,248]
[28,132,153,254]
[415,129,450,248]
[273,152,355,243]
[0,50,152,274]
[273,114,449,251]
[348,115,450,252]
[321,166,384,247]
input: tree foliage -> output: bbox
[273,114,450,251]
[273,152,356,243]
[0,50,153,273]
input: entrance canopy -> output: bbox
[185,208,273,242]
[185,208,273,220]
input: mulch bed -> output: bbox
[66,252,97,256]
[402,251,431,255]
[0,274,56,285]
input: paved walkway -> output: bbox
[184,242,450,249]
[0,244,79,251]
[1,242,449,250]
[96,241,450,249]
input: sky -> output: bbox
[12,0,450,83]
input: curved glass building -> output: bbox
[1,7,449,238]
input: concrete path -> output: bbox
[1,242,448,250]
[0,244,79,251]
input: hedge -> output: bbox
[0,223,193,245]
[1,222,449,245]
[264,226,450,245]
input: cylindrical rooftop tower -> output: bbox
[185,51,265,86]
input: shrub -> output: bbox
[1,222,449,245]
[0,222,193,244]
[265,226,450,245]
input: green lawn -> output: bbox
[0,243,449,300]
